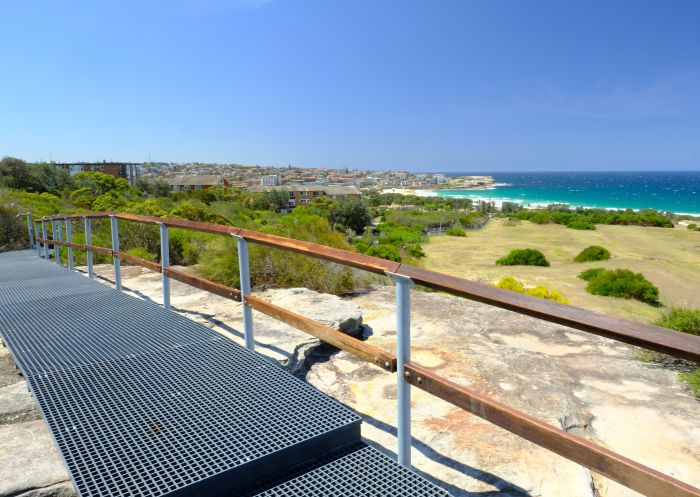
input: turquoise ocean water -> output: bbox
[434,171,700,215]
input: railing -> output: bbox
[28,210,700,497]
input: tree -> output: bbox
[329,199,371,234]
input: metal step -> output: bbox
[238,441,450,496]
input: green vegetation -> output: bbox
[687,223,699,231]
[574,245,611,263]
[445,227,466,237]
[509,206,674,229]
[496,248,550,267]
[495,276,569,303]
[655,308,700,336]
[578,268,659,304]
[679,369,700,397]
[365,192,473,210]
[0,156,372,295]
[654,308,700,397]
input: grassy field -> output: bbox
[420,218,700,324]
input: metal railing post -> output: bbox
[65,219,74,270]
[56,220,64,266]
[234,235,254,351]
[35,221,42,257]
[84,217,94,279]
[389,272,414,468]
[51,220,61,265]
[110,216,121,290]
[42,221,48,260]
[159,223,171,310]
[25,212,34,249]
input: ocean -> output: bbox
[433,171,700,216]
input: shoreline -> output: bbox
[379,188,700,217]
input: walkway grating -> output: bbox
[0,251,450,496]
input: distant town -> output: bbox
[51,161,494,194]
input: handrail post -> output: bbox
[234,235,254,351]
[110,216,121,290]
[389,272,414,468]
[42,221,48,260]
[25,212,34,249]
[57,220,64,266]
[84,217,94,279]
[159,223,171,310]
[66,219,74,270]
[35,221,42,257]
[51,220,61,265]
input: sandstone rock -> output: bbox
[302,287,700,497]
[15,483,76,497]
[0,381,40,425]
[0,421,71,496]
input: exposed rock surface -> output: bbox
[2,264,698,497]
[0,346,73,497]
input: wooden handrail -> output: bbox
[397,265,700,362]
[115,252,162,272]
[245,295,397,372]
[404,363,700,497]
[36,211,700,363]
[165,267,242,301]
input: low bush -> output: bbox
[496,248,550,267]
[679,369,700,397]
[655,308,700,336]
[688,223,698,231]
[0,204,26,252]
[654,308,700,397]
[404,243,425,258]
[495,276,569,304]
[125,247,158,261]
[578,268,659,304]
[578,267,606,281]
[574,245,611,263]
[366,244,402,262]
[445,227,466,237]
[566,220,596,230]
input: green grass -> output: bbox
[420,218,700,324]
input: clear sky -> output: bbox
[1,0,699,171]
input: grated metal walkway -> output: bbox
[0,251,449,496]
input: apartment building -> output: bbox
[248,185,361,208]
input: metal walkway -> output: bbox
[0,251,448,496]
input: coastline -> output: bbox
[379,188,700,216]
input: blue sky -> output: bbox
[1,0,699,171]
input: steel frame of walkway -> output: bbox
[0,250,449,496]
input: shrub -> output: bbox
[496,248,550,267]
[125,247,157,261]
[574,245,611,263]
[445,227,466,237]
[688,224,698,231]
[653,308,700,398]
[495,276,569,304]
[578,268,659,304]
[404,243,425,258]
[578,267,606,281]
[0,204,26,252]
[495,276,524,292]
[655,308,700,336]
[566,220,596,230]
[679,368,700,397]
[366,244,402,262]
